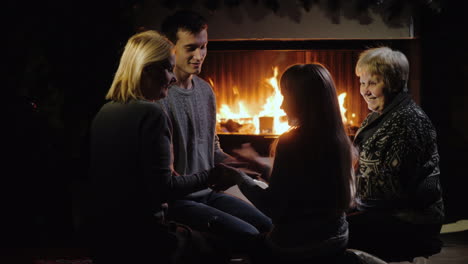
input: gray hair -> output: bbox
[355,46,409,93]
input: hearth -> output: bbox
[200,38,420,155]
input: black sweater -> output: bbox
[88,100,210,228]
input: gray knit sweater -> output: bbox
[158,76,228,197]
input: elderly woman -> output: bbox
[347,46,445,261]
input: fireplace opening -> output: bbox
[201,47,366,135]
[199,39,420,155]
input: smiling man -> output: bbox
[158,10,272,257]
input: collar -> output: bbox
[353,92,412,146]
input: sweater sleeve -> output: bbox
[141,106,210,204]
[387,114,441,208]
[214,133,232,163]
[199,76,232,163]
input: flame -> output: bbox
[208,78,215,88]
[257,67,289,134]
[217,67,290,135]
[217,67,353,135]
[338,92,348,124]
[219,101,251,119]
[350,113,356,126]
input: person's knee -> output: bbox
[258,217,273,233]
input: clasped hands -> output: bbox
[208,143,267,192]
[207,162,242,192]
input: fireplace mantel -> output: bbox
[206,38,419,51]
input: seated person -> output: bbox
[219,63,357,264]
[86,30,237,264]
[157,10,272,256]
[347,46,445,261]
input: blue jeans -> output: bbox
[168,190,272,252]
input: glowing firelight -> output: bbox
[338,92,348,124]
[219,102,250,120]
[217,67,290,135]
[216,67,351,135]
[257,67,290,134]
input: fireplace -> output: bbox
[199,38,420,155]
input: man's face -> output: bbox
[174,28,208,77]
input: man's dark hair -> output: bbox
[161,10,208,44]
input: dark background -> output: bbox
[4,0,468,248]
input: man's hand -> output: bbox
[208,163,242,192]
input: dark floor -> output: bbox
[1,223,466,264]
[1,231,466,264]
[395,230,468,264]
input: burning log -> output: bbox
[218,119,256,134]
[222,119,243,132]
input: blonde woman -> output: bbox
[87,30,233,264]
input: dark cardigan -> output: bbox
[87,100,211,234]
[353,92,444,225]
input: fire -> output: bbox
[216,67,352,135]
[219,102,250,120]
[217,67,290,135]
[257,67,290,134]
[338,92,348,124]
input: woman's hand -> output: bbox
[220,156,262,179]
[232,143,272,181]
[232,143,260,162]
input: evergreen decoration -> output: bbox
[158,0,444,26]
[204,0,221,12]
[264,0,280,13]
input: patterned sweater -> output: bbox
[353,92,444,224]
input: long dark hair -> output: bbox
[278,63,356,211]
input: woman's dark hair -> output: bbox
[280,64,343,133]
[278,63,356,211]
[161,10,208,44]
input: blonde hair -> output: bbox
[355,46,409,93]
[106,30,173,102]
